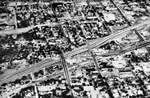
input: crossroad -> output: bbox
[1,38,150,97]
[2,39,149,85]
[65,18,150,57]
[35,40,150,81]
[110,0,150,54]
[1,18,150,85]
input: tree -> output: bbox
[1,83,7,87]
[123,0,129,5]
[22,76,27,80]
[122,0,131,8]
[14,79,21,84]
[38,70,44,75]
[34,72,38,78]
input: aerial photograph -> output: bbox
[1,0,150,98]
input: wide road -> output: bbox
[1,18,150,84]
[32,40,150,82]
[98,40,150,56]
[2,39,149,85]
[0,22,58,36]
[65,18,150,57]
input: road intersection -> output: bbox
[1,18,150,85]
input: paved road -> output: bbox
[1,60,90,98]
[31,40,150,83]
[1,18,150,85]
[3,39,150,85]
[98,40,150,56]
[0,23,58,36]
[32,61,90,83]
[65,18,150,57]
[1,39,150,96]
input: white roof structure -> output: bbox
[112,60,126,68]
[134,48,148,55]
[147,84,150,90]
[141,30,150,36]
[101,68,119,77]
[140,62,150,75]
[38,86,56,92]
[77,1,87,6]
[103,13,116,22]
[119,72,134,78]
[66,58,77,65]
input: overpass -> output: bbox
[0,18,150,84]
[2,39,149,85]
[98,40,150,56]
